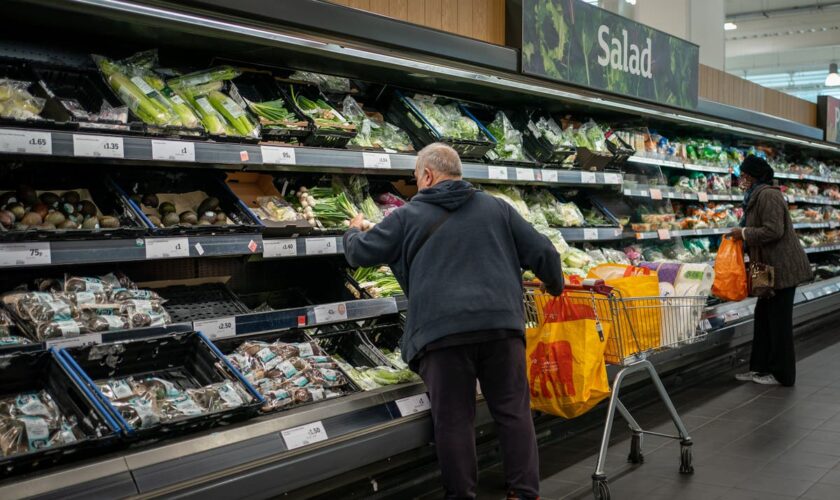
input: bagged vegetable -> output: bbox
[0,79,45,121]
[486,111,528,162]
[406,95,479,140]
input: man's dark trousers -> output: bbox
[418,336,539,499]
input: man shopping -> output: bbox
[343,143,564,499]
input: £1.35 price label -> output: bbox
[263,239,298,258]
[0,242,51,267]
[281,421,328,450]
[73,135,124,159]
[152,140,195,162]
[261,146,297,165]
[395,393,432,417]
[0,130,52,155]
[193,317,236,339]
[313,302,348,324]
[144,238,189,259]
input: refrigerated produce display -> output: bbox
[1,1,840,498]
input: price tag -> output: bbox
[144,238,189,259]
[604,173,622,184]
[0,242,51,267]
[649,188,663,200]
[580,172,597,184]
[639,190,649,197]
[306,237,337,255]
[313,302,348,324]
[193,316,236,339]
[73,135,124,158]
[697,192,709,202]
[515,168,535,181]
[261,146,297,165]
[45,333,102,350]
[724,310,740,322]
[395,393,432,416]
[263,239,298,258]
[0,130,52,155]
[152,140,195,162]
[542,169,559,183]
[657,229,671,240]
[804,291,816,301]
[281,421,328,450]
[488,166,508,180]
[362,152,391,169]
[583,228,599,241]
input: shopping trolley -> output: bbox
[524,279,708,500]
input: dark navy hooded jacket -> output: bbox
[343,179,564,363]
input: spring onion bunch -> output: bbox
[352,266,402,298]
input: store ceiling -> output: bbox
[725,1,840,101]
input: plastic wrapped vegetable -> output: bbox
[167,67,259,137]
[486,111,528,162]
[534,116,573,149]
[290,86,353,131]
[94,56,177,127]
[245,97,306,131]
[483,186,530,219]
[406,95,479,140]
[0,79,45,121]
[289,71,351,94]
[343,95,412,152]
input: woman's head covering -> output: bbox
[740,155,774,182]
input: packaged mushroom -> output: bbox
[0,187,121,231]
[131,191,232,228]
[0,391,82,457]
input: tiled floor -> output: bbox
[471,331,840,500]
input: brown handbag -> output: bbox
[747,245,775,298]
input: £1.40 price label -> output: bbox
[395,393,432,417]
[144,238,189,259]
[0,130,52,155]
[281,421,328,450]
[261,146,297,165]
[263,239,298,258]
[73,135,124,159]
[152,140,195,162]
[193,317,236,339]
[313,302,348,324]
[0,242,51,267]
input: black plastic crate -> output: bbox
[0,349,120,476]
[0,58,63,130]
[229,71,311,144]
[235,287,312,313]
[385,90,496,160]
[60,332,263,439]
[312,325,390,370]
[0,166,147,242]
[510,111,576,165]
[154,283,250,323]
[459,105,536,166]
[283,80,356,148]
[109,169,262,236]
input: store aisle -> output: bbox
[467,330,840,500]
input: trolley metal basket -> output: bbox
[524,279,707,500]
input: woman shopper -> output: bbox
[729,155,812,387]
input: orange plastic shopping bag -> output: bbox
[526,290,611,418]
[712,236,747,302]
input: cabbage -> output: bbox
[562,247,592,269]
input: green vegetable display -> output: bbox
[352,266,402,298]
[290,86,353,131]
[343,95,413,152]
[0,79,45,120]
[486,111,528,162]
[246,98,306,131]
[94,55,175,127]
[406,95,480,140]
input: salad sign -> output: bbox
[521,0,699,109]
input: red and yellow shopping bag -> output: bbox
[526,290,611,418]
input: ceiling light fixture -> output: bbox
[826,63,840,86]
[724,22,738,30]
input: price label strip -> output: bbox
[0,242,51,267]
[145,238,189,259]
[73,135,124,158]
[193,317,236,339]
[261,146,297,165]
[306,237,338,255]
[542,169,559,183]
[313,302,349,324]
[603,172,622,184]
[152,140,195,162]
[45,333,103,350]
[488,166,508,180]
[515,168,535,181]
[395,393,432,417]
[263,239,298,258]
[580,171,597,184]
[0,130,52,155]
[362,152,391,169]
[583,228,599,241]
[281,421,328,450]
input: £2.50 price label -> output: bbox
[281,421,328,450]
[263,239,298,258]
[0,242,51,267]
[261,146,297,165]
[395,393,432,417]
[144,238,189,259]
[193,317,236,339]
[313,302,348,324]
[152,140,195,162]
[73,135,124,159]
[0,130,52,155]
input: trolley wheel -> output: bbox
[679,443,694,474]
[592,477,611,500]
[627,433,644,464]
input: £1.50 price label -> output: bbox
[281,421,328,450]
[144,238,189,259]
[0,242,51,267]
[73,135,124,159]
[313,302,348,324]
[0,130,52,155]
[395,393,432,417]
[263,239,298,258]
[193,317,236,339]
[152,140,195,162]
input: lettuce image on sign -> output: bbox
[521,0,699,109]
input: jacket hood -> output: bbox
[412,179,476,211]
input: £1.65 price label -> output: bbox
[306,237,337,255]
[0,242,51,267]
[73,135,124,159]
[362,152,391,169]
[281,421,328,450]
[144,238,189,259]
[395,393,432,417]
[261,146,296,165]
[313,302,348,324]
[0,130,52,155]
[263,239,298,258]
[152,140,195,162]
[193,317,236,339]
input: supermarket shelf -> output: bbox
[786,195,840,206]
[622,187,740,202]
[775,171,840,184]
[0,127,622,188]
[262,236,344,259]
[557,227,625,242]
[793,222,837,230]
[804,244,840,254]
[628,227,733,240]
[628,155,731,174]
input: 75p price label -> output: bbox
[281,421,328,450]
[0,242,52,267]
[0,130,52,155]
[73,135,124,159]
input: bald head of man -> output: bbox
[414,142,462,191]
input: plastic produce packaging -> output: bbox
[0,391,82,457]
[406,95,479,140]
[343,95,413,152]
[0,79,45,121]
[486,111,528,162]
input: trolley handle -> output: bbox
[523,278,614,296]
